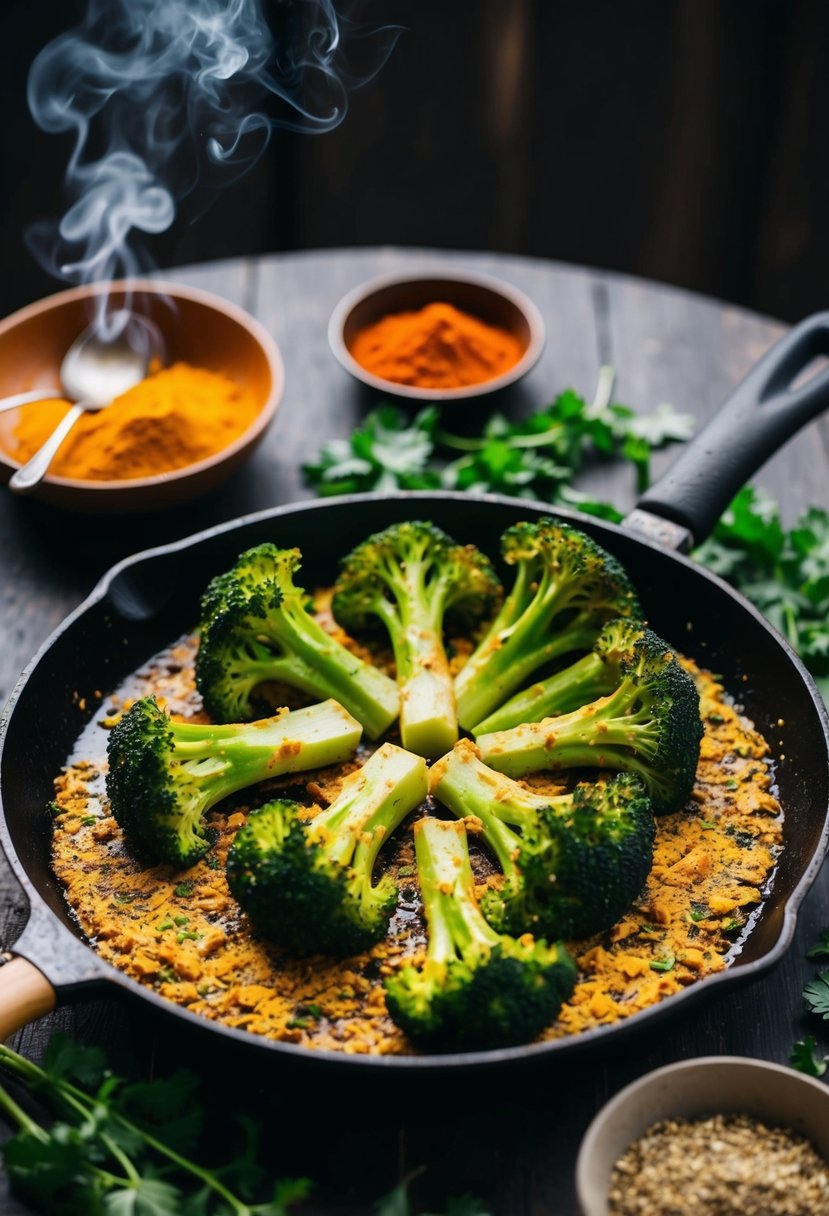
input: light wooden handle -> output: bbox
[0,958,56,1040]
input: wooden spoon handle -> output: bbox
[0,957,56,1040]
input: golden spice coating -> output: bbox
[50,628,782,1054]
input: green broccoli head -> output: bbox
[332,522,502,758]
[105,696,363,869]
[383,817,577,1051]
[430,740,654,941]
[106,696,209,868]
[196,543,399,738]
[226,799,399,956]
[477,626,703,815]
[455,518,640,731]
[226,742,428,956]
[332,520,501,635]
[481,773,655,940]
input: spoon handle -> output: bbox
[0,389,63,414]
[9,402,88,493]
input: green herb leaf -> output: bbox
[804,972,829,1019]
[789,1036,829,1077]
[43,1033,108,1089]
[103,1176,184,1216]
[807,929,829,960]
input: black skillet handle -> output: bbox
[633,311,829,547]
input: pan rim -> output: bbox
[1,488,827,1071]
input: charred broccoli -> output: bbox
[473,617,647,734]
[226,742,428,956]
[332,521,501,758]
[195,543,399,738]
[476,627,702,814]
[430,740,654,939]
[454,519,640,731]
[106,697,362,867]
[383,816,577,1051]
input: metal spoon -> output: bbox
[7,313,162,493]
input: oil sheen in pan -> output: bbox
[48,626,783,1056]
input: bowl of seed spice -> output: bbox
[576,1056,829,1216]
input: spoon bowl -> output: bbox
[7,312,162,493]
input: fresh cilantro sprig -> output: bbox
[303,367,693,508]
[804,972,829,1020]
[695,488,829,701]
[789,1036,829,1077]
[0,1035,310,1215]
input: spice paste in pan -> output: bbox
[50,617,782,1055]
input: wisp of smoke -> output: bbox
[26,0,397,336]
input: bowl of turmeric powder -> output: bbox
[0,280,284,511]
[328,270,546,400]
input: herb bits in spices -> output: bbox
[350,301,523,389]
[608,1113,829,1216]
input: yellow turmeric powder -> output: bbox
[4,362,258,481]
[350,302,524,389]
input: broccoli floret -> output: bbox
[195,543,400,738]
[430,740,654,939]
[476,628,703,814]
[454,519,640,731]
[332,521,501,759]
[383,816,577,1051]
[106,696,362,868]
[226,742,428,956]
[474,617,647,734]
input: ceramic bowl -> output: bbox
[576,1055,829,1216]
[0,279,284,512]
[328,269,546,401]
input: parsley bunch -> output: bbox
[303,367,694,511]
[696,488,829,701]
[0,1035,309,1215]
[790,929,829,1077]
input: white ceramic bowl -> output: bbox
[576,1056,829,1216]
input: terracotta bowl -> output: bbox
[328,270,546,401]
[576,1056,829,1216]
[0,279,284,512]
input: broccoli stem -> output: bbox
[414,817,500,966]
[262,599,400,739]
[175,699,363,808]
[476,681,655,779]
[454,576,600,731]
[472,649,619,735]
[374,575,458,759]
[311,742,428,877]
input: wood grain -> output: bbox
[0,249,827,1216]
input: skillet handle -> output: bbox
[634,311,829,545]
[0,957,56,1040]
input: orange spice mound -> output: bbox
[350,302,524,389]
[5,362,258,481]
[49,629,783,1056]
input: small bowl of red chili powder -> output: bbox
[328,270,546,401]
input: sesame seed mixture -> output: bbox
[608,1113,829,1215]
[50,618,783,1055]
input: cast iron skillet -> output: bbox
[1,314,829,1074]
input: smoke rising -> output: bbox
[26,0,397,335]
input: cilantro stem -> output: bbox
[589,364,616,414]
[0,1080,48,1141]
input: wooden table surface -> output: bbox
[1,248,828,1215]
